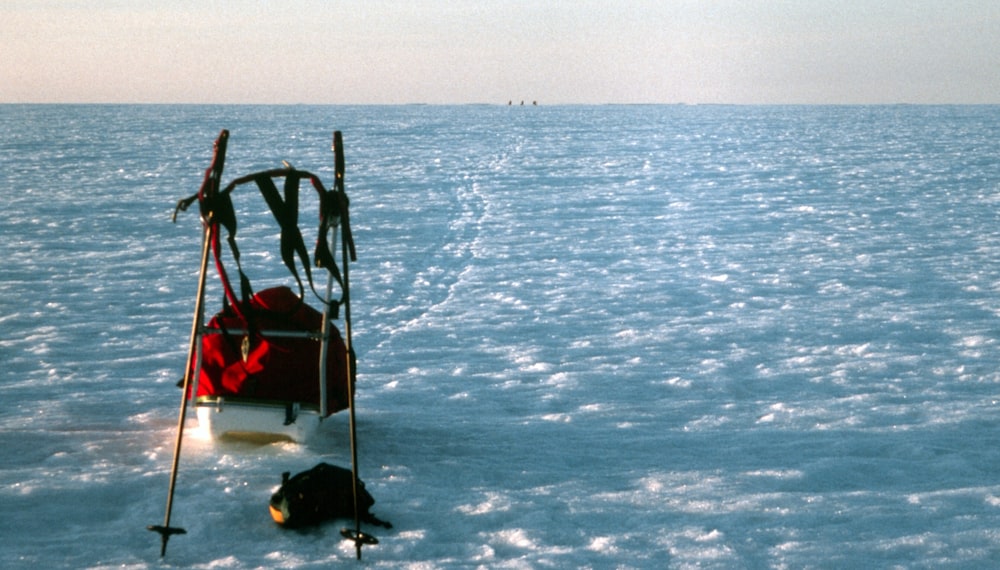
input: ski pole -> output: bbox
[331,131,377,559]
[149,129,228,557]
[147,216,211,556]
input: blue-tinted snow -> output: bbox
[3,104,1000,568]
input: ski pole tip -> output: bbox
[340,527,378,560]
[147,524,187,557]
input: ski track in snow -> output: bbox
[3,105,1000,567]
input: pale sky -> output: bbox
[2,0,999,105]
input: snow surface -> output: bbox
[4,104,1000,568]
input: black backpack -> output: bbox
[269,463,391,529]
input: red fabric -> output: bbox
[192,286,350,416]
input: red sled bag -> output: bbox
[191,286,351,416]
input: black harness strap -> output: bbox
[255,173,313,300]
[332,133,357,265]
[210,182,253,322]
[314,178,344,289]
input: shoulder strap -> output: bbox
[312,175,344,289]
[254,172,314,300]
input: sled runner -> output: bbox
[173,129,357,443]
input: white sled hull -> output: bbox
[195,397,323,443]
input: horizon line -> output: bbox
[3,101,1000,107]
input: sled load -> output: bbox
[170,129,357,443]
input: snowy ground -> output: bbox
[3,104,1000,568]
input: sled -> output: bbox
[173,129,357,443]
[151,130,377,559]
